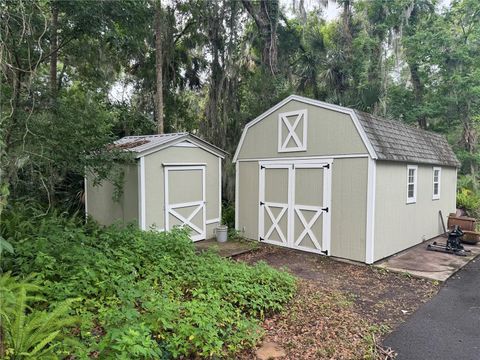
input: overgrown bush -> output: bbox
[457,175,480,219]
[0,204,296,359]
[457,188,480,219]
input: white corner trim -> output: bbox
[432,166,441,200]
[235,161,239,231]
[406,164,418,204]
[218,157,222,224]
[365,157,376,264]
[84,176,88,220]
[232,94,378,163]
[139,157,146,230]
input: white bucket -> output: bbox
[215,225,228,243]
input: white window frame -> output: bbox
[432,166,441,200]
[278,109,307,152]
[406,165,418,204]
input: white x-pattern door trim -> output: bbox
[264,203,288,244]
[259,159,332,255]
[278,109,308,152]
[294,205,323,251]
[164,165,206,242]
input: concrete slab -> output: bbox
[195,238,258,258]
[376,236,480,282]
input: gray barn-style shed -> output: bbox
[233,95,459,264]
[86,133,226,241]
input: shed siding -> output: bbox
[86,164,138,226]
[144,146,220,237]
[374,162,457,261]
[237,158,368,262]
[330,158,368,262]
[236,100,368,160]
[237,161,259,239]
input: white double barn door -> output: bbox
[259,160,332,255]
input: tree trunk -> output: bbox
[409,62,427,129]
[462,116,478,187]
[50,2,59,97]
[241,0,279,74]
[342,0,352,49]
[154,0,164,134]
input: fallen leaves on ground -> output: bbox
[236,246,440,359]
[240,281,393,359]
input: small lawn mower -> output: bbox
[427,225,471,256]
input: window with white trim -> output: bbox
[432,167,441,200]
[406,165,417,204]
[278,109,307,152]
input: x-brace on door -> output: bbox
[259,160,332,255]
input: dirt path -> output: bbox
[236,245,440,359]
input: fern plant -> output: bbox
[0,273,80,359]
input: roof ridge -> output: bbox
[122,132,188,139]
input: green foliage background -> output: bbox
[1,0,478,212]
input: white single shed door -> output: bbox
[259,160,332,255]
[164,165,206,241]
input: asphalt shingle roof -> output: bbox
[355,110,460,167]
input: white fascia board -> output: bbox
[136,136,226,159]
[232,94,378,163]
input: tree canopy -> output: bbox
[1,0,479,209]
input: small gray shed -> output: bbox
[86,133,227,241]
[233,95,460,263]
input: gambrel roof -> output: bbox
[114,132,227,159]
[233,95,460,167]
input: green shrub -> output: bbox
[1,205,296,358]
[221,201,235,229]
[457,188,480,218]
[0,273,81,359]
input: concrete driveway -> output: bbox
[383,257,480,360]
[377,236,480,281]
